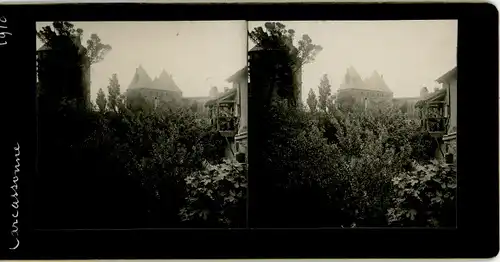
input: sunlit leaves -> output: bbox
[86,33,112,65]
[388,161,457,227]
[181,159,247,226]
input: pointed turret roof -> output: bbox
[347,66,363,81]
[151,69,181,92]
[338,67,392,94]
[340,66,364,90]
[128,65,153,90]
[365,71,392,93]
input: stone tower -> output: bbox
[36,34,90,111]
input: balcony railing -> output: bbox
[217,116,237,137]
[208,102,238,137]
[419,101,448,137]
[425,117,447,135]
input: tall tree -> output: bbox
[96,88,107,112]
[306,88,318,113]
[248,22,323,104]
[248,22,323,70]
[37,21,112,68]
[107,74,121,113]
[318,74,332,112]
[85,33,112,66]
[326,95,336,113]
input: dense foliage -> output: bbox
[256,96,454,227]
[388,160,456,227]
[249,21,454,228]
[181,159,247,227]
[36,83,241,228]
[37,20,455,229]
[36,21,248,228]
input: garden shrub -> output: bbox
[258,98,446,227]
[387,160,457,227]
[36,96,230,228]
[323,106,436,226]
[180,158,247,227]
[254,99,350,226]
[261,100,339,186]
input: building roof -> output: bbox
[37,37,87,56]
[205,87,237,107]
[249,45,265,52]
[37,44,51,52]
[339,66,364,91]
[414,66,456,107]
[365,71,392,93]
[151,69,181,92]
[127,66,182,93]
[185,96,211,101]
[393,97,421,102]
[415,88,447,108]
[128,65,153,90]
[226,67,247,83]
[436,66,457,83]
[347,66,363,81]
[249,44,283,52]
[339,67,392,94]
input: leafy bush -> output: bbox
[92,103,227,226]
[262,100,338,186]
[180,159,247,227]
[255,100,349,226]
[326,107,416,225]
[387,160,457,227]
[258,98,444,227]
[36,95,230,228]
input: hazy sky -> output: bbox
[249,20,457,102]
[36,20,456,103]
[36,21,247,102]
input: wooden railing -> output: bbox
[421,101,448,137]
[425,117,447,134]
[217,116,237,137]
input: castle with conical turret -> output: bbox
[125,65,183,107]
[336,66,393,109]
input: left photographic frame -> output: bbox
[34,20,249,230]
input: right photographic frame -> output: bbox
[248,20,457,228]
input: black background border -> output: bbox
[1,3,498,259]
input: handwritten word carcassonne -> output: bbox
[10,142,20,250]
